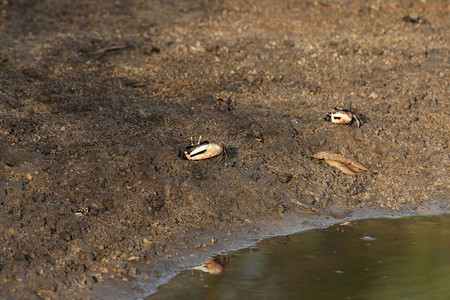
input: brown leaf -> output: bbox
[313,151,374,174]
[324,159,355,175]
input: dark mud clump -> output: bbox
[0,0,448,298]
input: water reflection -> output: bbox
[148,215,450,300]
[193,256,230,275]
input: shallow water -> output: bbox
[148,215,450,300]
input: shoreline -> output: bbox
[91,200,450,299]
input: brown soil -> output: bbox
[0,0,448,299]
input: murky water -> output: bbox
[148,215,450,300]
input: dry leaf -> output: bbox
[324,159,355,175]
[313,151,374,174]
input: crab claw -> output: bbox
[184,140,226,161]
[324,107,362,127]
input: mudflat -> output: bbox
[0,0,448,298]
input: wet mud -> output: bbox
[0,0,448,299]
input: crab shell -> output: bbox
[184,141,224,161]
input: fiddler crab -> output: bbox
[184,136,228,161]
[324,107,362,127]
[217,97,232,112]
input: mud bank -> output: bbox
[0,0,448,299]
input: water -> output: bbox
[148,215,450,300]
